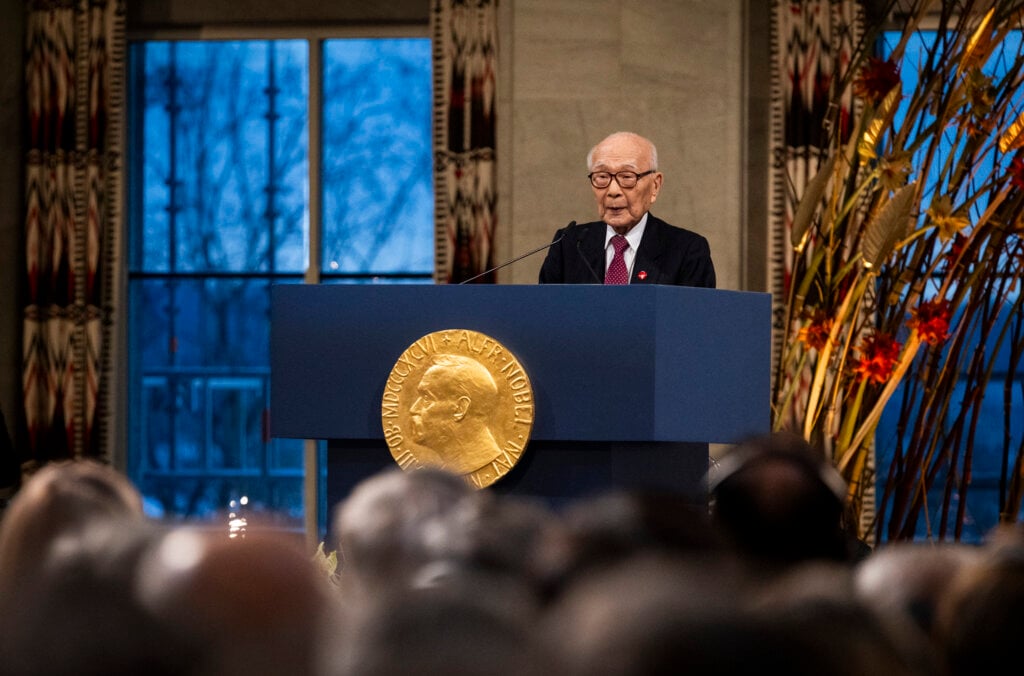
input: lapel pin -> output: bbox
[638,271,647,281]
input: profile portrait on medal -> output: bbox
[409,353,504,475]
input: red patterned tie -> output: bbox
[605,235,630,284]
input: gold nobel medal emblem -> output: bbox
[381,329,535,489]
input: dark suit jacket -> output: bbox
[537,215,716,288]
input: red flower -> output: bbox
[853,57,901,105]
[909,298,952,345]
[852,332,902,384]
[797,313,833,351]
[1010,154,1024,190]
[942,233,969,274]
[948,233,968,259]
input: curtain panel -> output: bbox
[770,0,874,538]
[769,0,861,423]
[431,0,498,284]
[22,0,124,468]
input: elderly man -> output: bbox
[538,131,715,287]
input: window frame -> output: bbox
[122,23,432,545]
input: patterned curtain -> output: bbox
[431,0,498,284]
[769,0,861,421]
[22,0,124,469]
[770,0,874,539]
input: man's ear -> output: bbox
[452,395,471,421]
[650,172,663,202]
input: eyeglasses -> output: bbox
[588,170,656,189]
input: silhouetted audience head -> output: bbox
[134,526,337,676]
[749,560,940,676]
[539,488,729,600]
[0,517,188,676]
[854,541,981,643]
[329,584,552,676]
[537,551,775,675]
[708,432,855,572]
[0,459,145,599]
[329,466,487,602]
[413,493,562,617]
[932,541,1024,675]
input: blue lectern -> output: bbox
[270,284,771,511]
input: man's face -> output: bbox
[590,135,662,234]
[409,367,457,449]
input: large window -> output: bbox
[126,35,433,534]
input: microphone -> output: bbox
[575,226,603,283]
[459,221,576,284]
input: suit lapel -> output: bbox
[580,226,606,283]
[632,216,663,283]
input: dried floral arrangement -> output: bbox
[772,0,1024,543]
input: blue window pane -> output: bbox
[139,42,172,272]
[270,437,305,472]
[208,376,265,471]
[140,375,173,472]
[135,40,309,274]
[132,279,174,368]
[272,41,312,272]
[130,278,271,369]
[322,39,434,275]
